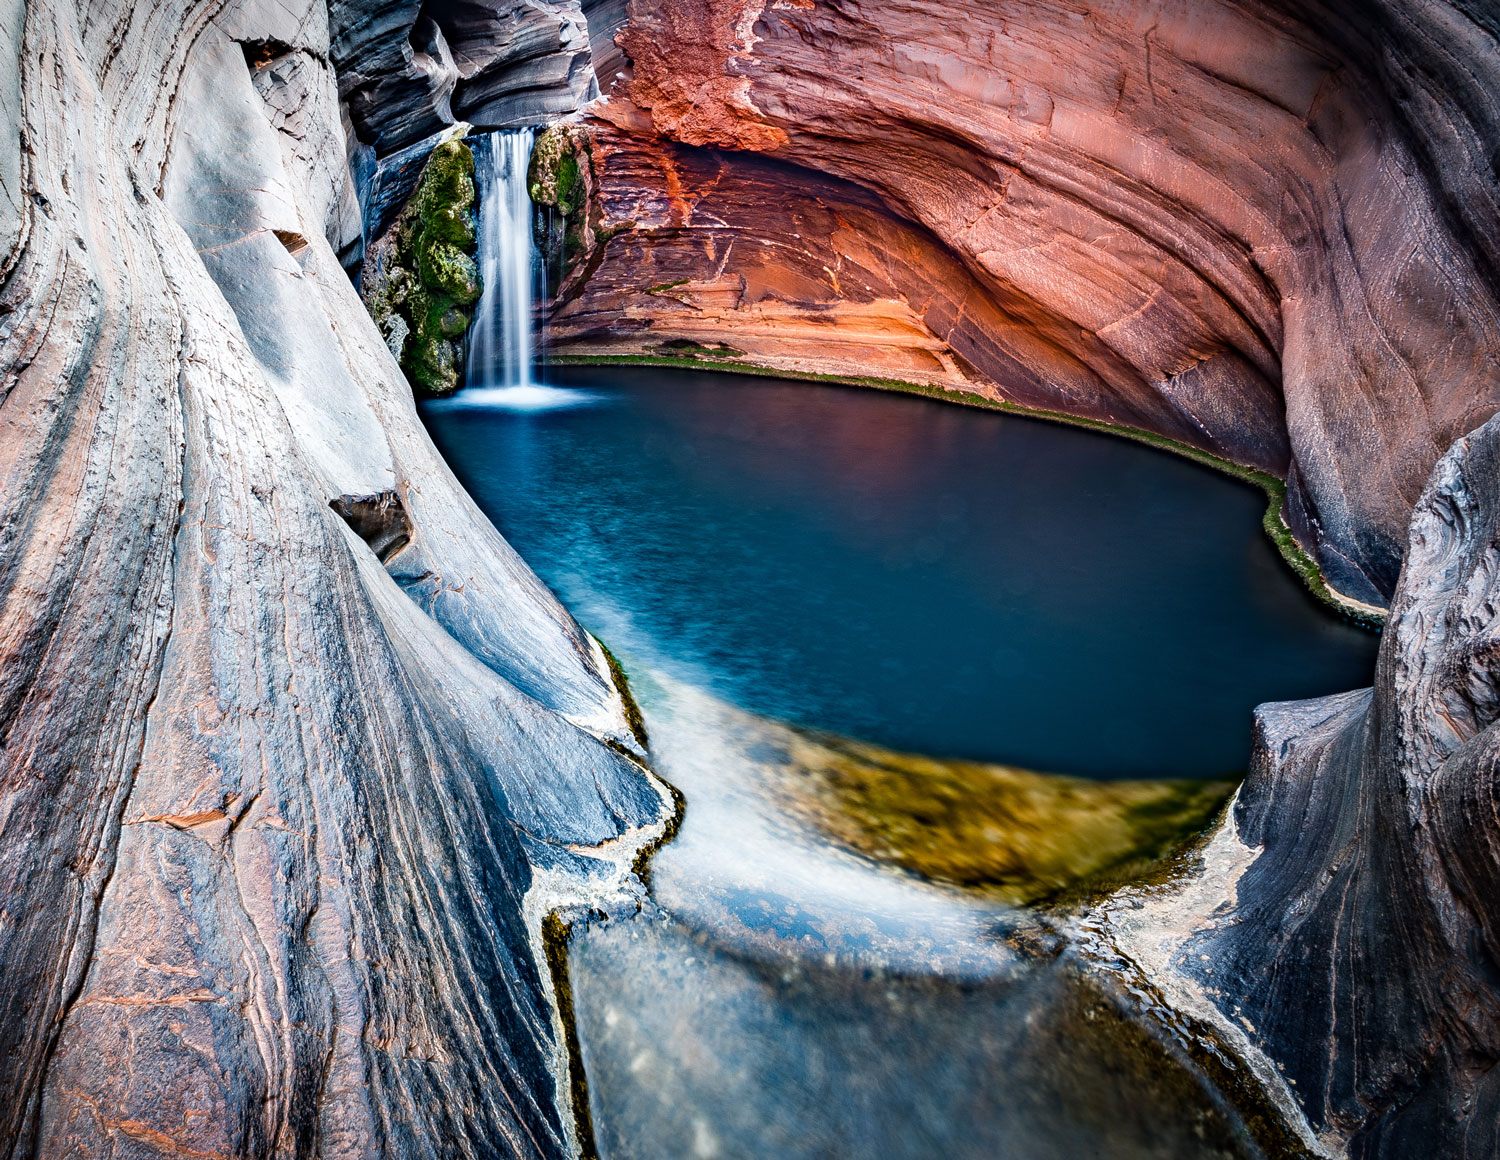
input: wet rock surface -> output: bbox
[1107,412,1500,1158]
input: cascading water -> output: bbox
[467,128,541,391]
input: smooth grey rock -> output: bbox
[330,0,597,156]
[0,1,662,1156]
[1105,410,1500,1157]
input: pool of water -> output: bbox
[423,366,1377,778]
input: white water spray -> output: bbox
[467,129,540,390]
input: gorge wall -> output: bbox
[551,0,1500,608]
[0,1,666,1157]
[4,0,1500,1158]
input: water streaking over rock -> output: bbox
[468,128,541,390]
[559,673,1272,1159]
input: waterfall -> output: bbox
[467,128,540,390]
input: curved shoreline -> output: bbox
[545,352,1388,629]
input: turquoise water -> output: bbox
[423,366,1377,778]
[424,365,1367,1158]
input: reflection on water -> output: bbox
[424,384,602,411]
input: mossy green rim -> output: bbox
[547,352,1386,628]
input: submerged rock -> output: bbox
[776,728,1235,908]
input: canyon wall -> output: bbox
[0,1,661,1156]
[1109,407,1500,1158]
[553,0,1500,607]
[4,0,1500,1157]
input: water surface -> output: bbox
[424,366,1377,778]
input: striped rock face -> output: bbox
[556,0,1500,609]
[0,2,663,1157]
[5,1,1500,1158]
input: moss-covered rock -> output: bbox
[361,132,481,396]
[528,123,604,297]
[776,727,1236,907]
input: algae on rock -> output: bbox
[528,123,603,296]
[775,728,1236,907]
[361,134,482,396]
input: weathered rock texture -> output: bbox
[0,1,663,1157]
[362,133,483,394]
[329,0,598,271]
[551,0,1500,607]
[332,0,596,154]
[1105,409,1500,1158]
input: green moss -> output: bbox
[778,727,1235,908]
[541,914,600,1160]
[592,636,648,750]
[362,136,481,397]
[645,279,689,295]
[554,153,582,215]
[549,353,1385,623]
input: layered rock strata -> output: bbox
[331,0,596,154]
[1104,409,1500,1158]
[551,0,1500,607]
[0,1,664,1156]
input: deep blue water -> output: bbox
[423,367,1379,778]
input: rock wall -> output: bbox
[551,0,1500,607]
[1105,408,1500,1158]
[331,0,597,153]
[0,1,663,1156]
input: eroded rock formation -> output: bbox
[1104,409,1500,1157]
[7,0,1500,1156]
[552,0,1500,608]
[332,0,596,153]
[0,1,663,1156]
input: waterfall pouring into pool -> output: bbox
[467,128,545,398]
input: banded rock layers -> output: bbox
[555,0,1500,607]
[0,1,664,1157]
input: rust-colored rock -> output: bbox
[553,0,1500,606]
